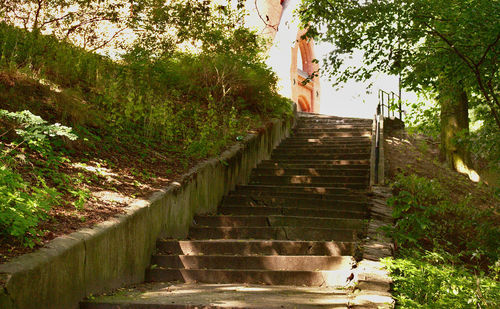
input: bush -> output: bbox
[0,166,58,247]
[385,174,499,268]
[0,22,292,158]
[383,250,500,308]
[383,174,500,307]
[0,109,79,245]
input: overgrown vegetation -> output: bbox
[0,1,291,250]
[382,174,500,308]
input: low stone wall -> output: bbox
[350,186,394,308]
[0,115,296,309]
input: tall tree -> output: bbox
[0,0,132,51]
[299,0,499,173]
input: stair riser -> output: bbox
[146,269,354,287]
[274,151,371,157]
[291,130,372,136]
[188,227,360,241]
[155,240,356,256]
[270,154,370,161]
[247,181,368,189]
[291,134,371,139]
[298,119,372,123]
[283,138,371,142]
[219,206,366,219]
[235,185,362,195]
[279,143,371,149]
[261,159,370,165]
[251,169,369,177]
[228,191,368,202]
[275,146,371,152]
[250,175,368,184]
[256,163,369,170]
[294,124,372,128]
[151,255,355,271]
[222,196,368,210]
[193,216,365,230]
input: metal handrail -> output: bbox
[377,89,402,120]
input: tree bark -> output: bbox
[438,78,471,172]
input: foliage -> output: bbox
[0,19,291,157]
[382,174,500,307]
[464,113,500,173]
[299,0,500,127]
[0,1,292,247]
[385,174,499,267]
[0,110,76,246]
[0,109,77,154]
[404,99,441,139]
[0,166,59,247]
[383,250,500,308]
[0,0,131,51]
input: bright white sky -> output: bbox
[315,41,418,119]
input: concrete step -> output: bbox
[291,132,371,138]
[155,239,357,256]
[151,255,355,271]
[235,184,367,195]
[228,191,368,202]
[251,168,369,177]
[249,175,368,185]
[256,161,369,170]
[284,135,371,140]
[294,124,372,129]
[291,129,372,135]
[272,145,371,153]
[280,142,371,148]
[146,268,354,286]
[259,159,371,165]
[298,116,371,122]
[80,283,352,309]
[218,205,366,219]
[275,145,371,152]
[193,215,365,230]
[298,117,372,123]
[188,226,361,241]
[222,195,368,211]
[248,181,368,190]
[270,153,370,160]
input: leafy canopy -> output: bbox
[299,0,500,126]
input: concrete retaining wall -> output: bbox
[0,115,295,309]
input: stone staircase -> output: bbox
[81,114,379,308]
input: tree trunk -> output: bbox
[438,79,471,172]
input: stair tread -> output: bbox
[80,283,350,309]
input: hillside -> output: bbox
[382,126,500,307]
[0,21,292,262]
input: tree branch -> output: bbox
[89,27,127,52]
[477,33,500,68]
[422,21,475,70]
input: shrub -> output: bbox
[383,250,500,308]
[0,166,58,247]
[385,174,499,268]
[0,109,78,246]
[383,174,500,307]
